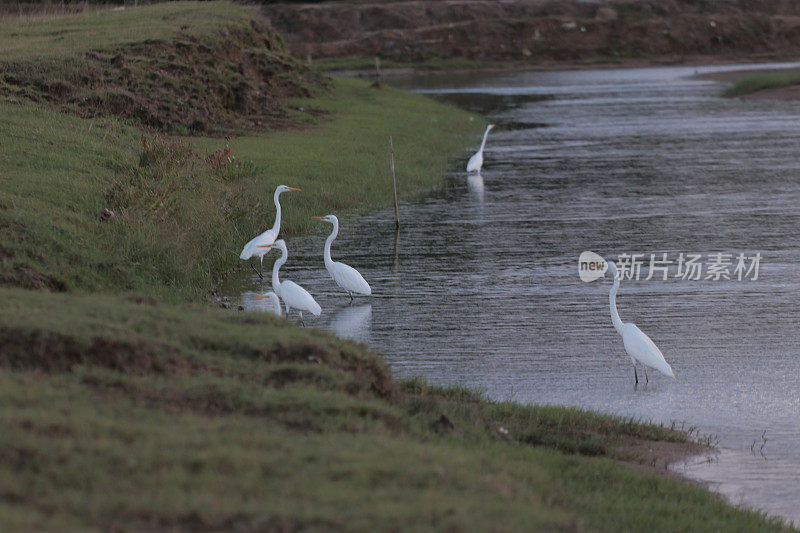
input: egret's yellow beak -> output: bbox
[257,244,274,248]
[311,216,324,220]
[287,187,301,191]
[253,295,266,300]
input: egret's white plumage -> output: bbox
[312,215,371,301]
[268,239,321,324]
[466,124,495,173]
[253,291,282,316]
[239,185,300,276]
[607,261,675,384]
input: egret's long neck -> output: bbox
[272,248,286,293]
[609,275,624,335]
[271,190,282,234]
[478,126,491,153]
[323,220,338,268]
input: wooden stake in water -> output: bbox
[389,136,400,230]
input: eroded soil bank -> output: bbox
[0,13,324,134]
[264,0,800,67]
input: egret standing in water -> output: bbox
[607,261,675,385]
[252,291,282,316]
[466,124,495,173]
[312,215,371,302]
[263,239,321,325]
[239,185,300,278]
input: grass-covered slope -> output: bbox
[0,289,789,531]
[0,2,323,133]
[0,4,479,303]
[0,78,477,300]
[0,2,250,60]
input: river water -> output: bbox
[221,62,800,525]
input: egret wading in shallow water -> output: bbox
[466,124,495,173]
[607,261,676,385]
[239,185,300,278]
[312,214,371,302]
[252,291,281,316]
[263,239,321,325]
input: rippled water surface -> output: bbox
[221,63,800,524]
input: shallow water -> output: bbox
[221,62,800,525]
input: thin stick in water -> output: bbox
[389,136,400,229]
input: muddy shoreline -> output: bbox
[325,54,800,78]
[327,55,800,104]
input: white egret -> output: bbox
[264,239,321,325]
[312,215,372,302]
[607,261,675,384]
[466,124,495,173]
[252,291,282,316]
[239,184,300,278]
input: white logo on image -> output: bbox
[579,251,607,282]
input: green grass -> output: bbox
[0,288,791,531]
[0,1,321,134]
[722,70,800,97]
[0,2,479,307]
[190,77,480,229]
[0,77,479,300]
[0,2,480,300]
[0,1,252,61]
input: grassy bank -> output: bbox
[0,79,476,300]
[1,288,789,531]
[1,7,479,301]
[0,2,251,60]
[0,3,793,530]
[0,1,324,134]
[721,70,800,97]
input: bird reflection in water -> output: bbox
[329,304,372,343]
[467,171,484,202]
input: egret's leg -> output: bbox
[299,312,305,327]
[250,262,263,279]
[348,291,353,304]
[633,365,639,385]
[644,367,649,384]
[259,256,265,278]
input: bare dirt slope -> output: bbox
[262,0,800,64]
